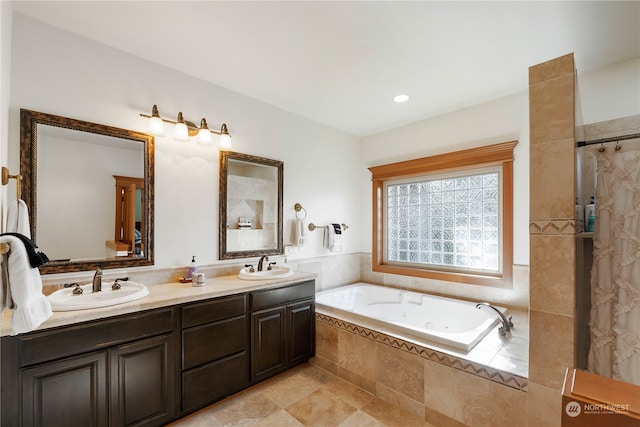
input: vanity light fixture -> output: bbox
[140,105,231,148]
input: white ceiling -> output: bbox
[10,1,640,137]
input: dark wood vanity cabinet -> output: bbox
[0,279,315,426]
[1,307,179,427]
[250,280,315,383]
[180,294,249,413]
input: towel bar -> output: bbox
[308,223,349,232]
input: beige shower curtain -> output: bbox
[588,146,640,386]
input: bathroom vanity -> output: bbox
[0,277,315,426]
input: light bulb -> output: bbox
[174,112,189,141]
[197,118,212,145]
[148,105,164,136]
[148,116,164,135]
[219,124,231,149]
[198,129,212,145]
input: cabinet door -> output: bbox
[287,299,315,366]
[109,334,176,427]
[251,306,286,382]
[21,351,107,427]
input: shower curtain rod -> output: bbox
[576,132,640,147]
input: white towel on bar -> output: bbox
[6,200,31,238]
[294,218,307,248]
[324,223,343,252]
[0,235,52,335]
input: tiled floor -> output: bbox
[168,362,434,427]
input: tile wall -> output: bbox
[313,313,529,426]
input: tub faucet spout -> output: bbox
[476,302,513,336]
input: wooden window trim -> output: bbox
[369,141,517,289]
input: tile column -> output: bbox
[527,53,577,427]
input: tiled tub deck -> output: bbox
[312,309,529,426]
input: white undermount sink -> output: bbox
[47,281,149,311]
[238,266,294,281]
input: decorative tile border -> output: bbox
[529,218,576,235]
[316,313,528,392]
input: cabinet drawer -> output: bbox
[182,352,248,412]
[250,281,315,311]
[18,307,176,367]
[182,316,246,370]
[182,294,246,328]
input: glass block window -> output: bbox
[384,168,502,273]
[369,141,516,288]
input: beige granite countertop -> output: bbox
[1,271,317,337]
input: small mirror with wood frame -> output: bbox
[219,151,283,259]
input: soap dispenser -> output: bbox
[188,256,198,278]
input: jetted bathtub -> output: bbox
[316,283,508,351]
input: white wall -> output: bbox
[359,92,531,266]
[577,58,640,125]
[0,2,13,229]
[6,14,361,270]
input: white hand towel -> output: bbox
[294,218,307,248]
[0,235,52,335]
[324,224,343,252]
[6,200,31,238]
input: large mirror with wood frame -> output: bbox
[20,109,154,273]
[219,151,283,259]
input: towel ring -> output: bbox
[294,203,307,220]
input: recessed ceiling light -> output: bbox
[393,94,409,103]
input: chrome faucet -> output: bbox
[257,255,269,272]
[476,302,513,336]
[92,268,103,293]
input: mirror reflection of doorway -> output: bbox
[109,175,144,257]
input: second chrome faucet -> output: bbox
[92,268,103,292]
[257,255,269,272]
